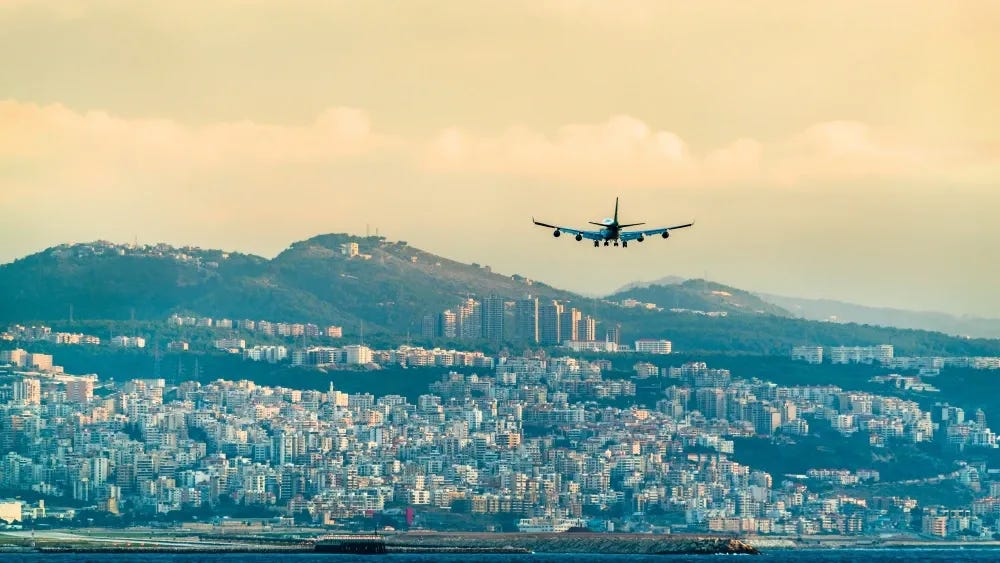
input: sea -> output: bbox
[3,551,1000,563]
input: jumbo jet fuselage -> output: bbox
[591,218,624,242]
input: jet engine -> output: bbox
[553,230,561,237]
[637,236,645,242]
[575,234,583,241]
[661,231,670,239]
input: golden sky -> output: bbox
[1,1,998,316]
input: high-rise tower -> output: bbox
[482,295,505,344]
[559,308,581,342]
[539,301,564,345]
[515,297,539,343]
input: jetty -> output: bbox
[314,532,759,555]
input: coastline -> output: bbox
[9,529,1000,555]
[749,537,1000,550]
[359,531,760,555]
[2,530,758,555]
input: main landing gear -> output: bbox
[595,239,628,248]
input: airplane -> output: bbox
[532,197,693,248]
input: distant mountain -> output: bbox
[614,276,1000,340]
[3,235,999,357]
[607,279,792,317]
[612,275,687,293]
[756,293,1000,340]
[0,235,576,331]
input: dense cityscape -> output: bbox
[3,2,999,559]
[3,306,1000,542]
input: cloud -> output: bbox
[1,100,389,164]
[0,100,396,202]
[423,115,697,186]
[1,100,994,212]
[765,121,960,184]
[422,116,995,188]
[2,100,994,202]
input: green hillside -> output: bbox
[2,235,999,357]
[0,235,576,332]
[607,279,792,317]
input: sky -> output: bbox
[1,1,998,316]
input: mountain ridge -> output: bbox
[607,279,792,317]
[757,292,1000,340]
[2,235,1000,357]
[612,275,1000,339]
[0,235,578,331]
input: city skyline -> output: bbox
[3,325,998,537]
[1,1,998,317]
[4,2,1000,547]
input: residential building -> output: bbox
[13,378,40,406]
[344,345,374,365]
[514,297,539,343]
[481,295,505,344]
[635,339,672,354]
[457,299,482,340]
[576,315,596,342]
[559,308,581,343]
[539,301,563,345]
[791,346,824,364]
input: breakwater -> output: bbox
[316,532,759,555]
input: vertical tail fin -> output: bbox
[614,197,619,224]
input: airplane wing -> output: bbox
[620,222,694,241]
[533,218,604,240]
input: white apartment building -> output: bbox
[111,335,146,348]
[0,348,27,367]
[344,345,373,365]
[341,242,359,257]
[635,339,672,354]
[13,378,41,406]
[829,345,893,365]
[791,346,824,364]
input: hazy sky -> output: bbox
[1,1,998,316]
